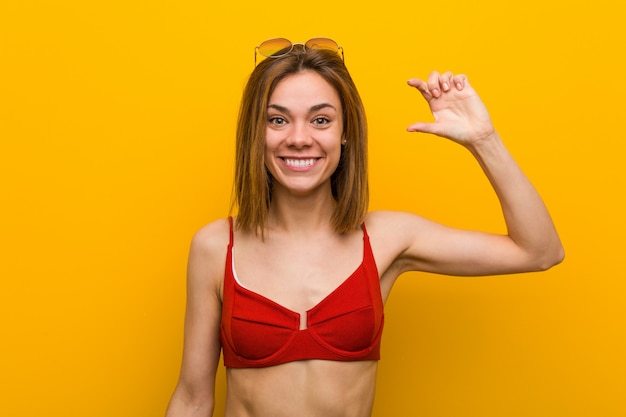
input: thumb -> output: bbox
[406,122,441,135]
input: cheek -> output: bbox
[264,130,281,152]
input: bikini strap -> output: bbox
[361,221,380,277]
[361,221,368,239]
[228,216,234,247]
[361,221,383,324]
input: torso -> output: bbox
[219,211,406,417]
[225,361,378,417]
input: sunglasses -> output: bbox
[255,37,344,66]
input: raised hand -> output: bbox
[406,71,496,147]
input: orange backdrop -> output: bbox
[1,0,624,416]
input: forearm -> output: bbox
[468,131,564,268]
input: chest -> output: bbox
[220,228,385,367]
[232,232,364,315]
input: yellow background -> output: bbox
[1,0,624,416]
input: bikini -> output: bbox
[220,217,385,368]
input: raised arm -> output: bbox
[382,72,563,277]
[165,221,227,417]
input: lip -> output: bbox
[280,157,321,171]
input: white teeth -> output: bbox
[284,158,316,167]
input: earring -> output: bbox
[341,138,347,146]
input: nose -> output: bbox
[285,122,313,148]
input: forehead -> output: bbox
[269,71,341,108]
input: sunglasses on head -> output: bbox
[254,37,344,66]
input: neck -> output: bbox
[268,186,336,234]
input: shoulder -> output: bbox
[186,218,231,289]
[364,210,431,237]
[365,210,456,255]
[365,210,431,250]
[364,210,452,277]
[190,218,231,257]
[363,211,427,278]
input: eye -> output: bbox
[268,116,287,126]
[312,117,331,126]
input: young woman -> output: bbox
[165,38,563,417]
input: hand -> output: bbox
[406,71,496,147]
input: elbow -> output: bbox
[534,243,565,271]
[166,382,215,417]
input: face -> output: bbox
[264,71,344,198]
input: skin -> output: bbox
[165,70,564,417]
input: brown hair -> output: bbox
[231,46,368,235]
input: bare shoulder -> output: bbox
[364,210,432,239]
[191,218,231,255]
[363,211,430,280]
[365,210,466,277]
[187,218,231,291]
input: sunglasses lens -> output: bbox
[305,37,340,52]
[258,38,293,58]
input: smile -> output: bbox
[283,158,318,168]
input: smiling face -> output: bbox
[264,70,344,198]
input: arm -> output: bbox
[165,221,226,417]
[388,72,563,276]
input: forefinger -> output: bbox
[407,77,433,101]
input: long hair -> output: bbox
[231,46,368,235]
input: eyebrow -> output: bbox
[267,103,337,114]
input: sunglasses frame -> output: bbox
[254,37,344,66]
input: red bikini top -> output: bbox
[220,217,384,368]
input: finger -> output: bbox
[440,71,454,92]
[407,78,433,101]
[406,121,445,136]
[427,71,442,98]
[452,73,467,90]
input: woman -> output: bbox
[165,38,563,417]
